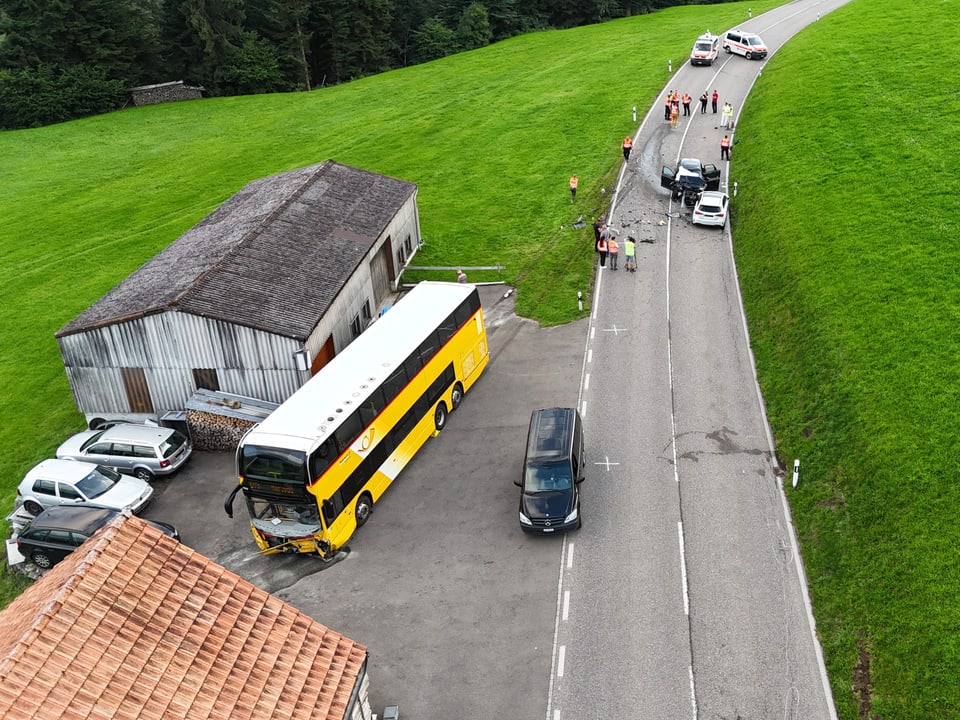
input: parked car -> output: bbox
[15,504,179,570]
[56,423,192,481]
[16,459,154,516]
[661,159,721,206]
[692,191,730,227]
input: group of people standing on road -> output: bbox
[570,86,737,268]
[592,219,636,272]
[663,88,736,161]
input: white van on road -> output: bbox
[690,32,721,66]
[723,30,768,59]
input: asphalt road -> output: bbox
[545,1,851,718]
[143,2,854,717]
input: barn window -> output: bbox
[350,313,363,339]
[193,368,220,391]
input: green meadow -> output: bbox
[1,0,957,715]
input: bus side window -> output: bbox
[335,411,364,453]
[382,366,408,405]
[418,331,440,365]
[403,353,422,381]
[436,312,457,345]
[359,387,386,426]
[309,438,337,478]
[453,301,472,328]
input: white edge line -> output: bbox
[677,521,690,616]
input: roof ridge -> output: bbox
[177,161,333,311]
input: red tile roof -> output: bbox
[0,515,367,720]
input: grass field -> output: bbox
[1,0,957,716]
[733,1,960,717]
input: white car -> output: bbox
[16,459,154,516]
[691,191,729,227]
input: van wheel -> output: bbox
[355,493,373,527]
[745,51,752,59]
[724,45,731,53]
[434,402,448,431]
[450,383,465,410]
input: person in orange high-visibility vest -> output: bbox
[682,92,691,116]
[607,235,619,270]
[622,136,633,162]
[720,134,731,160]
[569,174,578,203]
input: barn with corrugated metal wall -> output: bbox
[56,160,421,425]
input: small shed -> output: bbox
[0,514,372,720]
[56,160,421,425]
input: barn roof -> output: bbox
[0,514,368,720]
[57,160,416,340]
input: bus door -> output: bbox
[321,488,354,550]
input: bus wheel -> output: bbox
[434,402,448,431]
[355,493,373,527]
[450,383,465,410]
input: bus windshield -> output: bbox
[242,445,308,484]
[524,462,573,492]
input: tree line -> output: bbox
[0,0,732,129]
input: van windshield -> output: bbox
[524,462,573,492]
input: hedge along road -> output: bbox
[544,1,853,719]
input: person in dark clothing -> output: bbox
[700,92,708,114]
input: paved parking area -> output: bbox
[143,284,589,719]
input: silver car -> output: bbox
[16,459,154,516]
[56,423,192,482]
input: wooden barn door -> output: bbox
[310,335,336,375]
[370,240,391,304]
[121,367,154,413]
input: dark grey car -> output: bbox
[15,504,179,570]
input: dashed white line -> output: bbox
[567,542,574,569]
[557,646,566,677]
[584,373,590,391]
[562,591,570,621]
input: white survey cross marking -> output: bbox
[594,457,619,471]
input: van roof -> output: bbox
[526,408,576,463]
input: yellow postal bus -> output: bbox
[224,281,489,558]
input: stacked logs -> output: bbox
[186,409,256,452]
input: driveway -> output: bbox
[145,283,589,719]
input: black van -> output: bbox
[515,408,585,533]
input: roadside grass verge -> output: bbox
[732,0,960,716]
